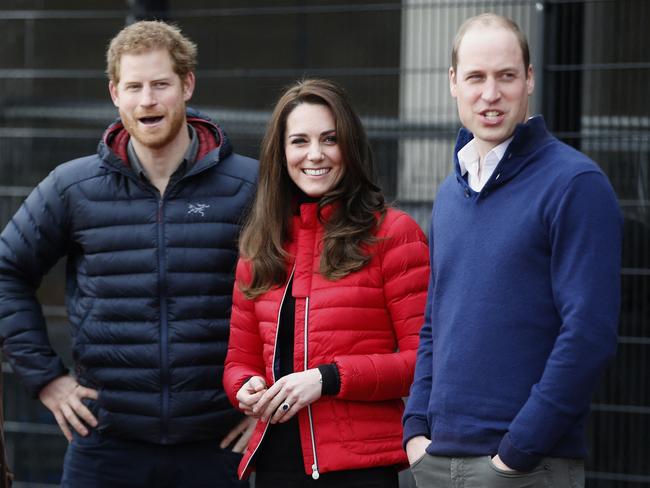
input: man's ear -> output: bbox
[449,67,458,98]
[182,72,196,102]
[109,81,119,108]
[526,64,535,95]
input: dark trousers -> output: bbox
[410,454,584,488]
[61,430,249,488]
[256,465,399,488]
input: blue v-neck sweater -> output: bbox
[403,116,622,471]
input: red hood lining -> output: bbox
[105,117,221,167]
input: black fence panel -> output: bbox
[0,1,647,486]
[542,1,650,486]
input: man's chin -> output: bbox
[475,127,513,144]
[124,111,187,152]
[130,129,176,151]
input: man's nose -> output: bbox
[140,86,157,106]
[481,78,500,103]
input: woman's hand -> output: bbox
[236,376,268,417]
[253,369,323,424]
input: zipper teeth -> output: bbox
[307,406,319,478]
[157,198,169,442]
[304,296,320,478]
[239,264,296,478]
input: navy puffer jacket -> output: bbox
[0,109,258,444]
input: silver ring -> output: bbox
[280,402,290,412]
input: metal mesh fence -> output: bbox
[0,1,648,486]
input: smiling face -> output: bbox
[284,103,345,198]
[109,48,194,152]
[449,24,534,159]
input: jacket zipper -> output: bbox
[156,175,197,442]
[304,296,320,480]
[239,265,296,477]
[156,197,170,443]
[105,158,206,444]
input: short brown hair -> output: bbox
[106,20,197,84]
[451,13,530,73]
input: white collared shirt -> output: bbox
[458,136,513,192]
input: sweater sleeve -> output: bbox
[498,171,622,471]
[402,277,435,447]
[317,363,340,395]
[0,171,69,397]
[402,216,435,446]
[332,212,429,402]
[223,259,268,408]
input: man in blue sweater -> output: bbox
[0,21,257,487]
[403,13,622,487]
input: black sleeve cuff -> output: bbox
[317,363,341,396]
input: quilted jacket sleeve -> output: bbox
[333,211,429,401]
[0,171,69,397]
[224,258,267,408]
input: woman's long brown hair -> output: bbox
[239,79,386,299]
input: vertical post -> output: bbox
[127,0,170,24]
[542,0,584,149]
[532,2,545,115]
[295,0,309,75]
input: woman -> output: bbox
[223,79,429,487]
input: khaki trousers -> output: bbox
[410,454,584,488]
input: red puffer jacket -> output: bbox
[224,204,429,479]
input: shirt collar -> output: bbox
[457,136,514,177]
[127,124,198,181]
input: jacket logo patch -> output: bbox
[188,203,210,217]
